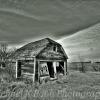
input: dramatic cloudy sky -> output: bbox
[58,23,100,61]
[0,0,100,61]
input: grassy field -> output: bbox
[0,71,100,100]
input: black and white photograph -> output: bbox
[0,0,100,100]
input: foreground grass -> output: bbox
[1,71,100,100]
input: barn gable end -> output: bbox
[36,43,67,60]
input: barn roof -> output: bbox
[15,38,63,58]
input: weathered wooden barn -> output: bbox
[14,38,68,82]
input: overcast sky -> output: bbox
[0,0,100,61]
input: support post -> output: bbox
[64,60,67,76]
[33,57,36,82]
[38,61,40,82]
[16,60,18,78]
[53,62,57,78]
[66,60,67,73]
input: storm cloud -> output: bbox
[58,23,100,61]
[0,0,100,45]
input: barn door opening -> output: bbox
[56,62,64,74]
[47,62,54,78]
[17,61,22,78]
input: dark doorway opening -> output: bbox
[56,62,64,74]
[47,62,54,78]
[17,61,22,78]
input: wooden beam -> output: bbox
[38,61,40,82]
[64,61,67,76]
[16,60,18,78]
[17,57,35,61]
[53,62,57,78]
[33,57,36,82]
[37,59,66,62]
[66,60,67,73]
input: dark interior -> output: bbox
[17,61,22,77]
[56,62,64,74]
[47,62,54,78]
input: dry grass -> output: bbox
[0,71,100,100]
